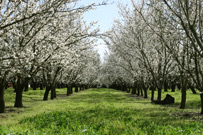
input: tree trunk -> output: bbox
[67,85,72,95]
[171,84,175,92]
[75,85,78,92]
[51,86,56,99]
[200,93,203,114]
[0,84,5,113]
[190,86,197,94]
[5,82,8,90]
[24,83,28,92]
[70,85,73,94]
[164,82,168,92]
[43,85,50,100]
[180,75,187,109]
[180,85,186,109]
[14,78,24,107]
[144,88,147,98]
[132,86,136,94]
[54,87,56,98]
[157,88,162,101]
[14,88,23,107]
[40,83,44,90]
[151,89,154,101]
[13,82,16,92]
[141,89,143,97]
[67,85,70,96]
[32,82,37,90]
[137,88,140,96]
[177,83,181,90]
[81,86,84,91]
[124,86,127,91]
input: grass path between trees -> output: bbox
[1,88,203,135]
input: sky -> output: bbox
[78,0,133,61]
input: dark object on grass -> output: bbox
[152,94,175,104]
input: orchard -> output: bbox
[0,0,203,134]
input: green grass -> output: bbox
[0,88,203,135]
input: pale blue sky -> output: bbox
[78,0,133,61]
[79,0,132,32]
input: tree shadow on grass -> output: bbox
[3,106,23,114]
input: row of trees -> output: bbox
[101,0,203,114]
[0,0,103,113]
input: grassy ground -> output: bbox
[0,88,203,135]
